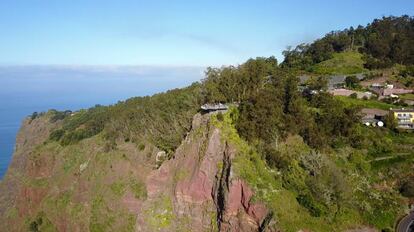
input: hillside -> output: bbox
[0,16,413,232]
[310,51,367,75]
[2,103,412,232]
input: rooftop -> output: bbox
[298,73,365,88]
[390,108,414,113]
[360,108,388,117]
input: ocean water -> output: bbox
[0,65,204,179]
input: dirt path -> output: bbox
[369,153,413,162]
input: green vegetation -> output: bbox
[89,194,136,232]
[400,93,414,100]
[211,109,395,231]
[173,169,189,183]
[202,51,412,230]
[129,179,147,200]
[345,74,362,89]
[202,56,278,103]
[30,112,39,120]
[335,96,395,110]
[90,195,115,232]
[398,65,414,87]
[110,181,127,197]
[28,212,56,232]
[311,51,367,75]
[211,109,282,203]
[144,195,174,230]
[137,143,145,151]
[49,84,202,153]
[282,16,414,71]
[400,176,414,197]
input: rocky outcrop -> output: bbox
[139,112,271,231]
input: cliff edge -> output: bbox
[0,111,274,232]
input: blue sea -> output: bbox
[0,65,204,179]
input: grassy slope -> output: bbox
[400,93,414,100]
[371,131,414,169]
[17,135,147,232]
[335,96,396,110]
[311,51,367,75]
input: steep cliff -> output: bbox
[0,111,275,232]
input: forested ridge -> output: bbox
[282,15,414,70]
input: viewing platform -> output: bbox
[200,103,229,112]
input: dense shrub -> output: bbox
[296,194,325,217]
[400,176,414,197]
[138,143,145,151]
[49,110,71,122]
[216,112,224,121]
[202,57,278,103]
[345,75,360,89]
[49,84,202,153]
[30,112,38,120]
[49,129,65,141]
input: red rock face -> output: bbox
[219,179,268,232]
[17,187,48,217]
[146,162,173,197]
[122,192,143,214]
[176,171,212,203]
[0,116,62,231]
[27,156,53,178]
[226,180,268,224]
[138,113,271,232]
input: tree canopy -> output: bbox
[282,15,414,70]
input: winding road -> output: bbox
[397,210,414,232]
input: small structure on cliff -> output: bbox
[201,103,229,112]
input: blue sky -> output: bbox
[0,0,413,67]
